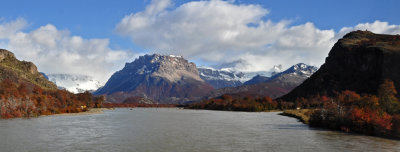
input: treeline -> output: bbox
[102,103,177,108]
[188,95,291,112]
[0,79,104,118]
[308,79,400,138]
[187,93,331,112]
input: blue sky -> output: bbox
[0,0,399,82]
[2,0,399,51]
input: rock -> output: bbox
[0,49,57,90]
[281,31,400,101]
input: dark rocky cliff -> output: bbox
[281,31,400,101]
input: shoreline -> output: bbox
[49,108,114,117]
[279,109,312,124]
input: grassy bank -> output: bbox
[280,109,313,124]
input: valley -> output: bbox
[1,1,400,151]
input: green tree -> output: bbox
[378,79,400,114]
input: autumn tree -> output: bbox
[378,79,400,114]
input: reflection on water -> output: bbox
[0,108,399,152]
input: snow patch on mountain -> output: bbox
[198,61,284,89]
[271,63,318,79]
[199,64,283,83]
[46,74,104,93]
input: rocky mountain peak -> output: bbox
[124,54,203,83]
[271,63,318,79]
[95,54,213,103]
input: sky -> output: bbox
[0,0,400,83]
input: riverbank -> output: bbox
[50,108,114,116]
[279,109,313,124]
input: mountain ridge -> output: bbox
[0,49,57,90]
[204,63,318,99]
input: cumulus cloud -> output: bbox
[338,20,400,38]
[0,18,27,39]
[115,0,337,71]
[0,19,135,82]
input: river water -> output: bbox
[0,108,399,152]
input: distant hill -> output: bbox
[243,75,270,86]
[94,54,214,104]
[281,31,400,101]
[0,49,57,90]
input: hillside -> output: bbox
[281,31,400,101]
[0,49,103,118]
[0,49,57,90]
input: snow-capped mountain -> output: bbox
[47,74,104,93]
[243,63,318,86]
[205,63,318,99]
[198,62,283,89]
[94,54,213,104]
[197,67,244,89]
[269,63,318,80]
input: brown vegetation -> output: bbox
[307,79,400,138]
[0,79,104,119]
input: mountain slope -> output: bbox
[243,75,270,85]
[205,63,318,99]
[95,54,214,104]
[198,67,243,89]
[281,31,400,101]
[198,63,282,89]
[0,49,57,90]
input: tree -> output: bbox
[378,79,400,114]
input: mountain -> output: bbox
[267,63,318,85]
[46,74,104,93]
[205,63,318,99]
[0,49,57,90]
[281,31,400,101]
[243,63,317,86]
[198,67,244,89]
[242,75,270,85]
[94,54,214,104]
[198,63,283,89]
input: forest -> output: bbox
[0,79,104,118]
[308,79,400,138]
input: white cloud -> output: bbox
[115,0,337,71]
[0,18,27,39]
[338,20,400,38]
[0,19,135,83]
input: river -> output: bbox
[0,108,399,152]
